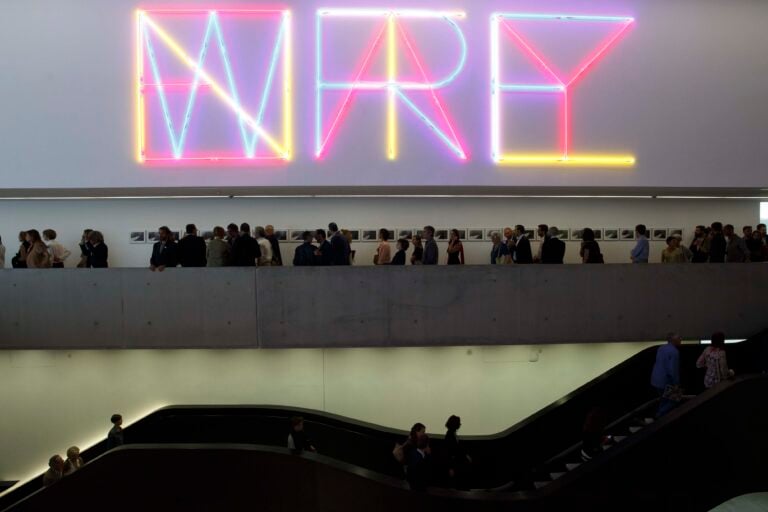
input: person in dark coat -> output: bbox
[314,229,333,266]
[422,226,439,265]
[513,225,533,264]
[541,226,566,264]
[177,224,207,267]
[150,226,179,271]
[328,222,351,265]
[87,231,109,268]
[391,239,408,265]
[443,415,472,489]
[293,232,317,266]
[287,416,316,454]
[231,223,261,267]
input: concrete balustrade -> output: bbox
[1,265,766,349]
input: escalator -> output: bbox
[2,331,766,511]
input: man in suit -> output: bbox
[150,226,179,272]
[314,229,333,266]
[231,223,261,267]
[293,231,317,266]
[513,224,533,264]
[541,227,566,264]
[328,222,351,265]
[422,226,439,265]
[708,222,727,263]
[177,224,207,267]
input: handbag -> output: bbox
[662,384,683,402]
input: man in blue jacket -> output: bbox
[650,333,682,417]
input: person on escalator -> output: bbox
[443,415,472,490]
[393,422,427,467]
[287,416,316,454]
[406,434,433,491]
[580,407,610,462]
[107,414,124,449]
[650,333,683,417]
[43,455,65,487]
[697,332,735,388]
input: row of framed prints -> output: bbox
[129,228,685,244]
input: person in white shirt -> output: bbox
[43,229,71,268]
[0,236,5,268]
[254,226,273,266]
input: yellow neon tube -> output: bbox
[497,154,636,167]
[143,15,287,158]
[387,14,397,160]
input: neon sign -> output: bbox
[315,9,468,160]
[136,9,293,163]
[135,7,635,168]
[491,13,635,167]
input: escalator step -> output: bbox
[534,481,551,489]
[550,472,566,480]
[566,463,581,471]
[629,426,642,433]
[643,418,654,425]
[614,436,627,442]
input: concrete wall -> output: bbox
[2,265,766,349]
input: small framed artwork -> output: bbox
[397,229,414,240]
[485,229,501,241]
[468,229,484,241]
[593,228,603,241]
[556,228,570,240]
[147,231,161,243]
[289,230,307,242]
[387,229,396,241]
[413,228,424,239]
[620,229,636,241]
[130,231,146,244]
[652,228,668,241]
[346,229,360,241]
[434,229,449,241]
[274,230,288,241]
[201,230,214,241]
[361,230,378,242]
[669,228,683,238]
[524,229,535,240]
[604,229,619,241]
[571,229,584,241]
[171,231,180,241]
[453,229,467,239]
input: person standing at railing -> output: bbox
[708,222,727,263]
[314,229,333,266]
[206,227,230,267]
[177,224,207,267]
[541,227,566,264]
[328,222,351,266]
[446,229,464,265]
[254,226,273,267]
[697,332,735,388]
[374,228,392,265]
[650,333,682,417]
[490,232,511,265]
[630,224,649,263]
[87,231,108,268]
[43,229,71,268]
[26,230,52,269]
[150,226,179,272]
[293,231,317,267]
[422,226,438,265]
[513,225,532,264]
[689,225,709,263]
[724,224,750,263]
[265,225,283,266]
[0,236,5,268]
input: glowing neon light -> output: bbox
[136,9,292,163]
[316,9,467,160]
[491,12,635,167]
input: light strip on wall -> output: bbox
[316,9,467,160]
[137,10,292,162]
[491,12,635,168]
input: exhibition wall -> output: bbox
[0,342,656,482]
[0,197,759,267]
[1,0,767,191]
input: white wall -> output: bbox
[0,342,657,483]
[0,197,760,268]
[1,0,768,189]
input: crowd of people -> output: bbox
[3,222,767,269]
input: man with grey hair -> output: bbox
[490,231,511,264]
[650,333,683,417]
[540,227,566,264]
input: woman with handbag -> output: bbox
[696,332,734,389]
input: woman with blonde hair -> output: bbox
[26,230,52,268]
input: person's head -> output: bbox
[19,231,28,242]
[672,234,683,247]
[514,225,525,237]
[265,225,275,237]
[667,332,682,347]
[213,226,226,239]
[240,223,251,236]
[422,226,435,240]
[491,232,501,244]
[412,234,423,247]
[445,415,461,432]
[290,416,304,432]
[158,226,171,242]
[42,229,57,242]
[379,228,390,241]
[758,223,767,236]
[66,446,80,461]
[711,222,723,233]
[450,229,460,241]
[694,225,706,237]
[302,231,314,243]
[416,434,430,450]
[582,228,595,242]
[185,224,197,236]
[723,224,735,237]
[341,229,353,244]
[255,226,266,238]
[49,455,64,472]
[548,226,559,239]
[88,231,104,245]
[753,230,763,241]
[26,229,42,244]
[409,422,426,443]
[635,224,647,237]
[328,222,339,234]
[227,223,239,238]
[711,331,726,349]
[111,414,123,426]
[397,239,409,252]
[537,224,549,238]
[666,236,679,249]
[743,226,753,237]
[503,227,513,240]
[314,229,326,242]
